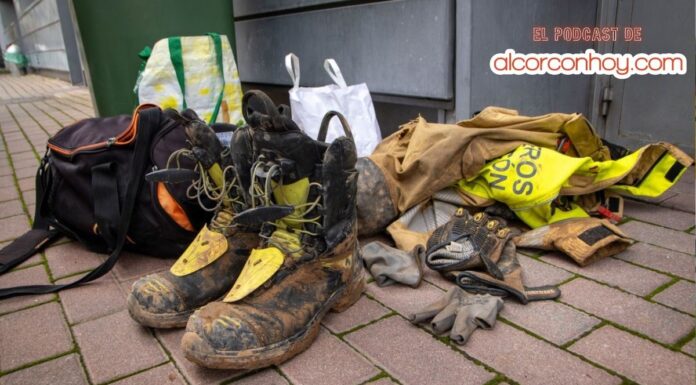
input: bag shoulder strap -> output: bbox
[0,107,162,299]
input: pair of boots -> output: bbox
[127,91,365,370]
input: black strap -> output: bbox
[92,162,120,250]
[0,107,161,299]
[0,154,60,274]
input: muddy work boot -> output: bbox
[127,109,259,328]
[182,91,364,369]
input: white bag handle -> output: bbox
[324,58,348,88]
[285,53,301,89]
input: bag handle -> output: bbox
[285,53,300,89]
[0,107,162,299]
[168,33,226,124]
[168,37,187,110]
[207,32,226,125]
[318,111,354,142]
[324,58,348,88]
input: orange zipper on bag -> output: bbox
[47,104,158,157]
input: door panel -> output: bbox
[605,0,694,154]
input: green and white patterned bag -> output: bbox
[136,33,244,125]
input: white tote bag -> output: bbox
[285,53,382,157]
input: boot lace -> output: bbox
[166,147,244,232]
[248,158,323,255]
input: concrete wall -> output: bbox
[232,0,693,153]
[0,0,19,49]
[15,0,68,72]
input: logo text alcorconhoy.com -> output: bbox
[490,49,687,79]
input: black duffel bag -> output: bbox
[0,105,214,298]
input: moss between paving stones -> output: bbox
[561,320,608,349]
[0,349,78,377]
[358,371,394,385]
[335,310,397,339]
[672,329,696,352]
[644,277,680,301]
[99,362,170,385]
[483,374,518,385]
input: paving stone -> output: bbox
[671,168,694,194]
[21,189,35,204]
[10,150,38,162]
[461,322,619,385]
[615,242,695,280]
[0,302,73,371]
[0,174,13,186]
[624,199,694,230]
[652,280,694,314]
[323,295,391,333]
[280,328,379,385]
[156,328,243,385]
[11,157,39,170]
[0,264,54,314]
[112,251,173,281]
[540,252,671,296]
[620,220,695,254]
[17,176,34,192]
[0,353,88,385]
[14,165,37,179]
[660,192,695,213]
[518,254,573,287]
[569,325,695,385]
[110,363,186,385]
[0,186,18,202]
[3,132,24,141]
[560,278,694,344]
[8,143,32,154]
[45,242,104,279]
[365,379,399,385]
[0,198,23,218]
[0,214,29,241]
[73,310,167,384]
[118,276,139,298]
[345,316,493,385]
[57,273,126,324]
[230,369,289,385]
[682,338,696,356]
[366,281,444,317]
[501,300,601,345]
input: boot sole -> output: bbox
[182,271,366,369]
[127,294,192,329]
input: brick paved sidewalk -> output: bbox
[0,74,693,385]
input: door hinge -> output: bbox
[601,86,613,117]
